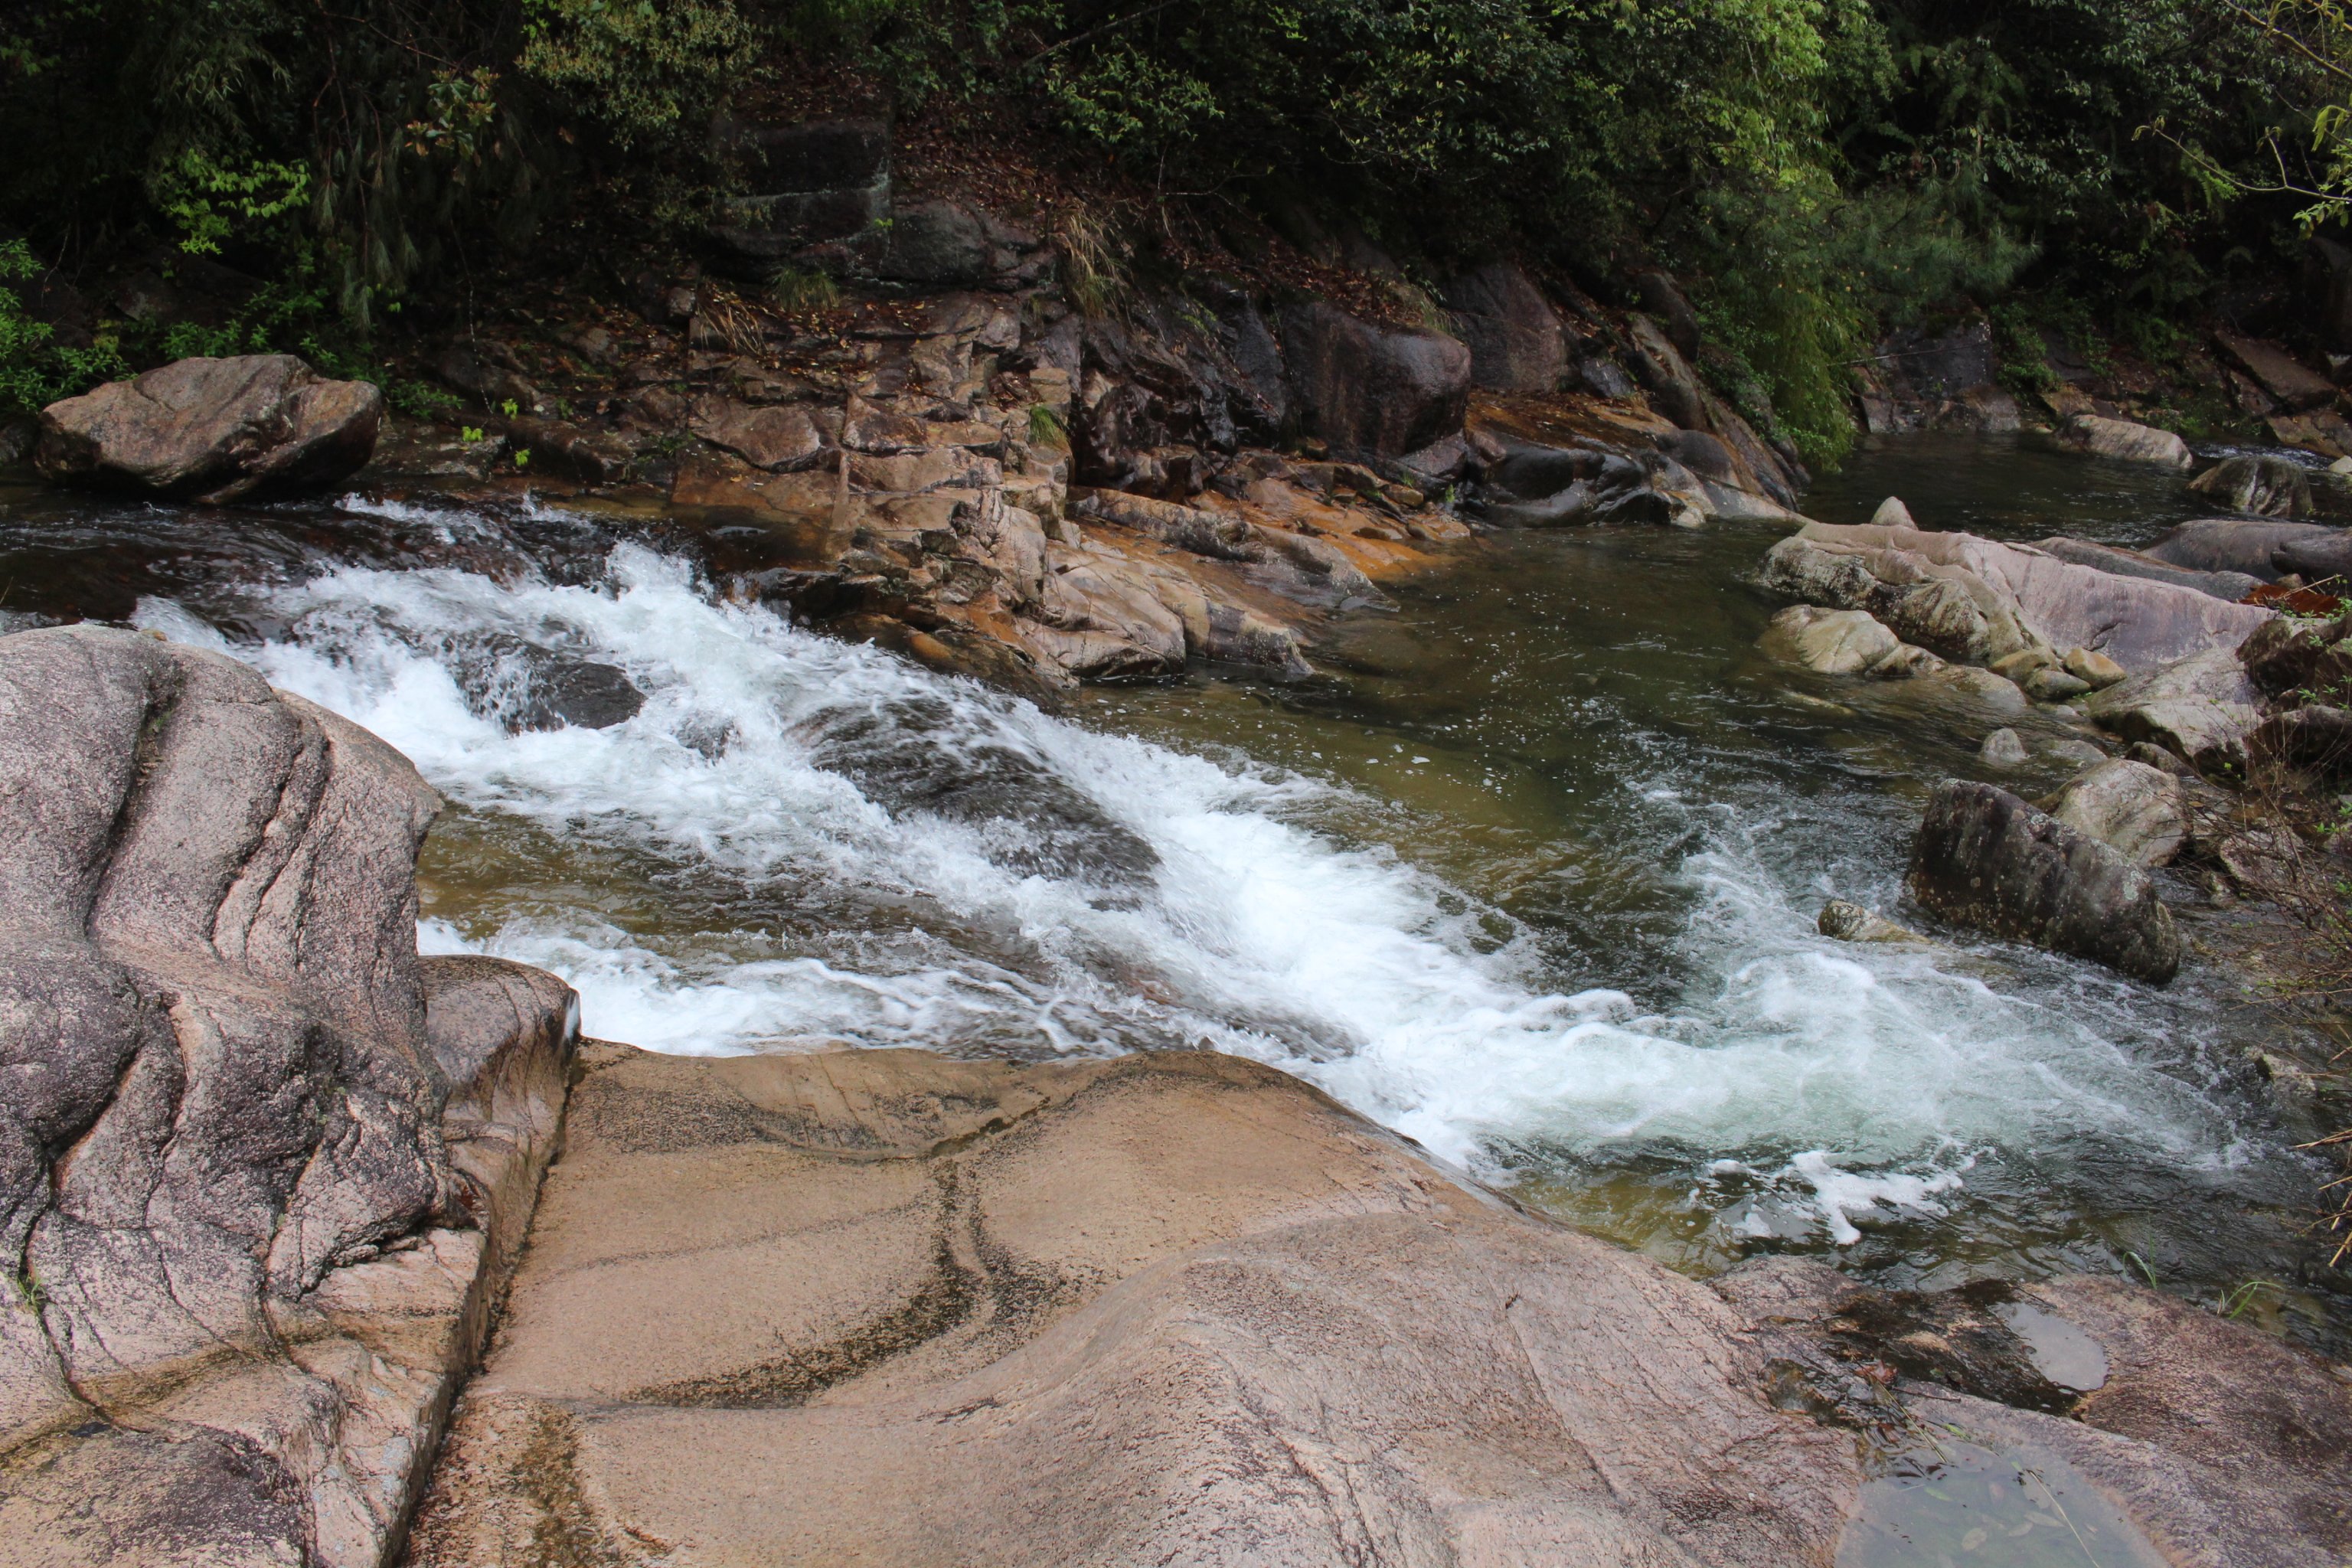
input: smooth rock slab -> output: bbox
[1763,521,2269,671]
[409,1046,1859,1567]
[1909,780,2181,983]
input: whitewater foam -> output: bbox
[131,520,2259,1245]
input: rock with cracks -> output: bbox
[0,625,577,1568]
[35,354,384,503]
[407,1045,1860,1566]
[1908,779,2181,983]
[1762,521,2270,671]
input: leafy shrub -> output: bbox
[0,240,129,416]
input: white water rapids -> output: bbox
[132,502,2263,1250]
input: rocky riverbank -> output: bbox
[2,622,2350,1564]
[18,105,2352,1568]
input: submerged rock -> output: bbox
[1980,727,2030,766]
[2188,454,2314,518]
[1759,604,1898,673]
[1818,899,1923,942]
[2048,758,2189,866]
[2053,413,2193,469]
[1721,1260,2352,1568]
[0,625,577,1567]
[1908,779,2180,983]
[407,1045,1861,1566]
[35,353,383,502]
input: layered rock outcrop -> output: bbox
[0,626,576,1568]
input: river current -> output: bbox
[4,431,2343,1350]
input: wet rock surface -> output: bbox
[409,1044,1860,1567]
[1908,779,2181,982]
[1717,1259,2352,1568]
[0,626,577,1568]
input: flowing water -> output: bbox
[3,432,2345,1364]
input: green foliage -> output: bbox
[519,0,756,147]
[0,240,130,416]
[394,381,464,418]
[155,150,309,256]
[1027,402,1067,445]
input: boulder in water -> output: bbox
[1908,779,2181,983]
[2047,758,2189,866]
[2269,527,2352,585]
[1818,899,1923,942]
[1980,727,2030,766]
[2143,517,2338,582]
[1759,604,1899,673]
[0,625,577,1567]
[2188,454,2314,518]
[1762,521,2270,671]
[35,353,383,502]
[2053,413,2193,469]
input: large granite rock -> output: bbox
[36,354,383,503]
[0,626,577,1568]
[409,1046,1860,1566]
[2079,648,2264,773]
[1908,780,2180,982]
[1762,521,2271,671]
[2034,536,2264,602]
[2270,526,2352,583]
[2239,606,2352,696]
[1441,263,1567,392]
[1278,301,1472,459]
[2047,758,2189,866]
[2144,517,2341,582]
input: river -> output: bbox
[3,430,2341,1357]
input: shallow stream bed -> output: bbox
[3,431,2344,1366]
